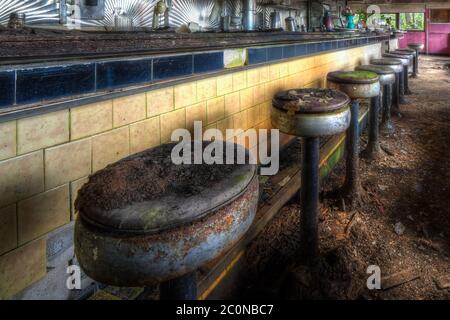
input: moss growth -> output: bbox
[335,70,378,80]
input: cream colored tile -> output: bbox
[92,127,129,172]
[0,238,46,299]
[258,66,269,83]
[113,93,146,127]
[0,121,16,161]
[279,63,289,78]
[197,79,217,101]
[18,184,70,245]
[233,111,248,131]
[269,64,280,80]
[18,110,69,154]
[247,105,260,128]
[253,84,266,105]
[216,74,233,96]
[160,108,186,143]
[207,96,225,125]
[224,92,241,117]
[147,87,174,117]
[44,138,91,190]
[0,204,17,255]
[240,87,254,110]
[129,117,161,154]
[71,100,113,140]
[174,83,197,109]
[0,151,44,207]
[247,68,260,87]
[233,71,247,91]
[70,176,89,219]
[217,116,234,136]
[186,102,207,132]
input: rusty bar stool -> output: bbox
[382,53,410,104]
[384,51,414,95]
[74,142,259,300]
[408,43,425,75]
[371,58,403,117]
[271,89,350,258]
[327,71,380,207]
[396,48,418,77]
[355,65,395,157]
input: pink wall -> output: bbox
[398,9,450,55]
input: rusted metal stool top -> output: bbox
[392,50,416,57]
[396,48,416,54]
[355,65,395,85]
[271,88,351,137]
[371,58,403,73]
[76,142,256,233]
[382,53,410,66]
[408,43,424,50]
[74,141,259,286]
[327,71,380,99]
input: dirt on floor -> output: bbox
[241,55,450,300]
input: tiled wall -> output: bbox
[0,43,381,299]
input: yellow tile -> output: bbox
[298,56,315,72]
[130,117,161,154]
[253,84,265,105]
[160,108,186,143]
[0,204,17,255]
[258,66,269,83]
[269,64,280,80]
[70,176,88,219]
[0,238,46,299]
[0,151,44,207]
[174,83,197,109]
[216,74,233,96]
[279,63,289,78]
[240,87,254,110]
[44,138,91,190]
[147,87,174,117]
[247,68,260,87]
[92,127,130,172]
[260,101,271,123]
[233,110,248,131]
[18,110,69,155]
[217,116,234,136]
[18,184,70,245]
[71,100,113,140]
[0,121,16,161]
[247,105,260,128]
[224,92,241,117]
[233,71,247,91]
[113,93,146,127]
[186,102,207,132]
[288,61,300,75]
[207,96,225,125]
[197,79,217,101]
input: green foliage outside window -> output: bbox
[380,13,397,29]
[399,13,425,31]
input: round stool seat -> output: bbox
[371,58,403,73]
[327,70,380,99]
[74,142,259,286]
[382,53,410,66]
[396,48,416,55]
[271,88,351,137]
[408,43,424,50]
[355,65,395,85]
[392,50,415,58]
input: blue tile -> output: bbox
[96,59,152,90]
[283,45,296,58]
[153,55,193,81]
[16,64,95,105]
[295,44,307,56]
[307,43,318,54]
[247,48,267,65]
[267,46,283,61]
[0,71,15,108]
[324,41,333,51]
[194,52,224,73]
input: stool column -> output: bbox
[415,49,420,74]
[344,100,360,205]
[404,65,411,95]
[160,272,197,300]
[363,94,381,159]
[399,69,406,104]
[392,73,401,116]
[380,84,394,134]
[300,137,320,260]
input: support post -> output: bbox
[380,84,394,134]
[343,99,360,206]
[363,94,381,159]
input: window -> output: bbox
[399,13,425,31]
[380,13,397,29]
[430,9,450,23]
